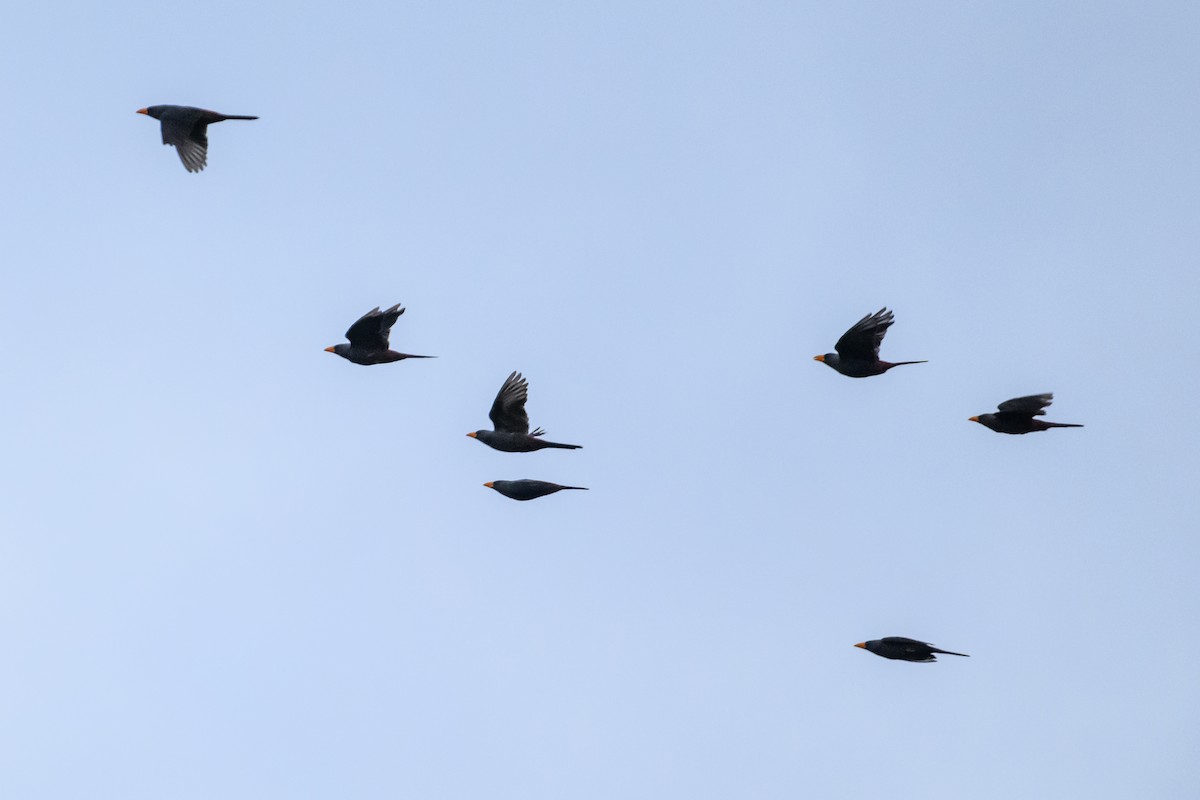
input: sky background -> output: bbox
[1,2,1198,797]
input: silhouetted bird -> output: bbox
[467,372,581,452]
[484,480,588,501]
[324,304,433,365]
[970,393,1083,434]
[814,308,926,377]
[137,105,257,173]
[855,637,969,662]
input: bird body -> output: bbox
[970,393,1083,434]
[137,105,257,173]
[325,304,434,365]
[468,372,581,452]
[470,430,581,452]
[484,480,588,501]
[814,308,926,378]
[855,637,969,662]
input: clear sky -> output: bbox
[2,2,1198,798]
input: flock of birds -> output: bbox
[137,104,1086,662]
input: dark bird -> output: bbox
[484,480,588,501]
[324,304,433,365]
[814,308,927,377]
[970,393,1083,434]
[136,105,258,173]
[855,637,969,662]
[467,372,581,452]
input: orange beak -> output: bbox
[324,346,336,353]
[483,482,494,488]
[813,355,825,362]
[466,432,477,438]
[854,642,866,649]
[968,416,980,423]
[136,108,148,115]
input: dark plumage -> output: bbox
[136,105,257,173]
[855,637,969,662]
[467,372,581,452]
[324,304,434,365]
[814,308,927,378]
[484,480,588,501]
[970,393,1083,434]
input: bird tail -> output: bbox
[543,441,583,450]
[397,353,436,359]
[561,486,589,491]
[1044,422,1083,428]
[931,648,969,657]
[221,115,259,120]
[892,360,928,366]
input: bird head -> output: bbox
[813,353,838,368]
[969,414,996,429]
[483,481,494,488]
[136,106,164,119]
[854,642,867,650]
[324,344,348,356]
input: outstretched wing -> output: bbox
[161,114,208,173]
[997,393,1052,417]
[489,371,531,434]
[834,308,894,361]
[345,304,404,351]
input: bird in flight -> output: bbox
[483,480,589,501]
[814,308,926,378]
[137,105,257,173]
[467,372,582,452]
[969,393,1083,434]
[854,637,969,662]
[324,304,434,365]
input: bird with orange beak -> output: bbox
[137,104,257,172]
[814,308,926,378]
[969,393,1083,434]
[467,372,582,452]
[324,304,434,365]
[855,637,969,662]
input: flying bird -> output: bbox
[814,308,926,378]
[467,372,581,452]
[855,637,969,662]
[483,480,588,501]
[136,105,257,173]
[324,304,433,365]
[969,393,1083,434]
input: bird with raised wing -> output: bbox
[324,304,434,365]
[467,372,581,452]
[814,308,926,378]
[855,637,969,662]
[970,393,1083,434]
[137,105,257,173]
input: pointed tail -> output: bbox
[221,115,259,120]
[1044,422,1083,428]
[543,441,583,450]
[931,648,969,657]
[561,486,589,491]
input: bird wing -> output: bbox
[834,308,894,361]
[344,304,403,350]
[160,115,208,173]
[997,393,1052,416]
[488,371,531,434]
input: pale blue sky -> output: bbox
[1,2,1198,798]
